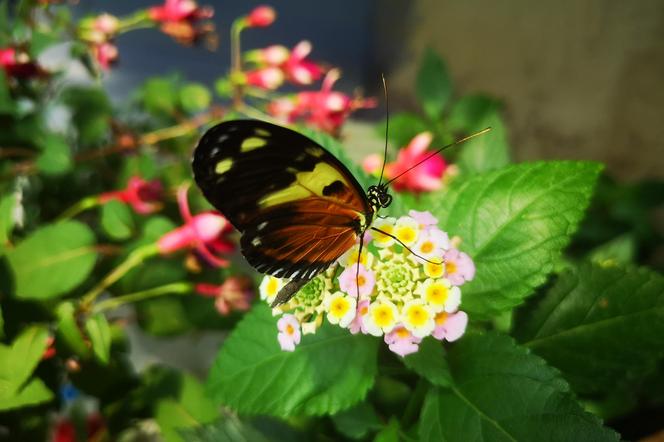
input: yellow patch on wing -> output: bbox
[215,158,233,174]
[305,146,324,157]
[241,137,267,152]
[259,162,348,207]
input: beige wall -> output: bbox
[381,0,664,180]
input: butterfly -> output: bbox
[192,119,489,306]
[192,119,392,305]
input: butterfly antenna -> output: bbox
[385,127,492,186]
[377,74,389,187]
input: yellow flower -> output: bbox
[423,261,445,278]
[372,217,396,248]
[364,300,399,336]
[416,278,461,313]
[394,216,420,246]
[324,291,357,328]
[401,300,435,338]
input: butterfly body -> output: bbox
[192,120,390,303]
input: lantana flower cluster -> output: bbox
[260,210,474,357]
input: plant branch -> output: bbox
[92,282,192,313]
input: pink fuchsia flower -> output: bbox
[0,47,44,79]
[443,248,475,286]
[148,0,215,45]
[157,185,233,267]
[99,176,163,214]
[384,325,422,357]
[268,69,377,135]
[245,5,276,28]
[244,45,290,65]
[244,67,284,90]
[281,41,323,86]
[195,276,253,315]
[338,264,375,297]
[92,42,119,70]
[277,314,301,351]
[432,310,468,341]
[348,299,370,334]
[387,132,447,193]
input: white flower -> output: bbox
[371,217,397,248]
[401,299,435,338]
[416,278,461,313]
[259,276,284,304]
[363,299,399,336]
[324,291,357,328]
[394,216,420,246]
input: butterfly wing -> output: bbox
[192,119,372,280]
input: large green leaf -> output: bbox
[418,332,618,442]
[7,221,98,299]
[332,401,383,440]
[514,262,664,395]
[207,305,379,417]
[416,48,452,120]
[100,200,134,240]
[433,161,601,316]
[402,338,452,387]
[0,326,49,395]
[178,417,270,442]
[0,378,53,412]
[85,313,111,364]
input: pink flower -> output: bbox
[99,176,163,214]
[268,69,377,135]
[348,299,370,334]
[443,248,475,286]
[93,14,120,35]
[339,264,375,297]
[92,42,119,70]
[384,324,422,357]
[246,5,276,28]
[409,210,439,229]
[195,276,253,315]
[245,67,284,89]
[157,185,233,267]
[0,47,44,79]
[277,314,301,351]
[384,132,447,193]
[432,311,468,341]
[282,41,323,86]
[148,0,215,45]
[245,45,289,65]
[362,153,383,176]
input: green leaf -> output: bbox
[2,326,49,395]
[36,133,72,176]
[418,332,618,442]
[0,69,14,114]
[402,338,452,387]
[457,109,510,175]
[178,417,270,442]
[207,305,379,417]
[447,95,499,133]
[214,77,232,98]
[180,83,212,113]
[156,374,218,442]
[381,112,430,149]
[85,313,111,364]
[100,200,134,240]
[332,401,383,440]
[433,161,602,317]
[514,262,664,395]
[62,86,111,145]
[7,221,98,299]
[143,77,179,116]
[0,192,15,247]
[55,302,90,358]
[587,234,635,265]
[0,378,53,411]
[374,417,400,442]
[416,48,452,120]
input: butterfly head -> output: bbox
[367,184,392,212]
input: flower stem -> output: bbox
[230,18,245,109]
[140,106,223,145]
[92,282,192,313]
[58,196,101,221]
[80,243,160,310]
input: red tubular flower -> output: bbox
[268,69,377,135]
[148,0,214,45]
[99,176,163,214]
[245,66,284,89]
[157,185,233,268]
[195,276,253,315]
[0,47,45,79]
[246,5,276,28]
[282,40,323,85]
[363,132,448,193]
[245,45,289,65]
[92,42,119,70]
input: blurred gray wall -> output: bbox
[379,0,664,180]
